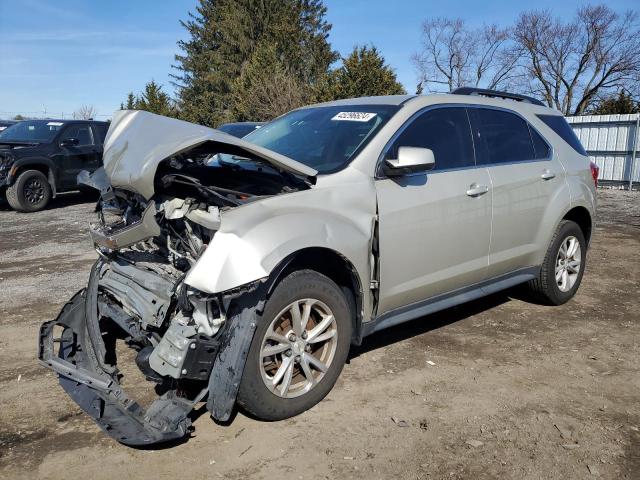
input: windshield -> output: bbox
[242,104,399,173]
[0,120,65,143]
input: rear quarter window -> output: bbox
[536,114,587,156]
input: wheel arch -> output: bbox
[8,158,57,196]
[264,247,365,346]
[562,206,593,246]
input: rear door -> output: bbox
[54,123,100,188]
[375,106,492,314]
[468,107,568,278]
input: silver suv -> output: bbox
[39,88,597,445]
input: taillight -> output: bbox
[590,161,599,188]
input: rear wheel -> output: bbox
[237,270,352,420]
[528,220,586,305]
[6,169,52,212]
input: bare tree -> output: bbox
[514,5,640,115]
[412,18,520,92]
[72,105,97,120]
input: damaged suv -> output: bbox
[39,88,597,446]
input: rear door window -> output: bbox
[468,108,536,164]
[388,107,475,171]
[60,124,94,147]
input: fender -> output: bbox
[185,180,378,321]
[529,177,573,266]
[7,156,58,196]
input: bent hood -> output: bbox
[104,110,317,199]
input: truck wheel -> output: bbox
[6,169,52,212]
[237,270,352,420]
[528,220,587,305]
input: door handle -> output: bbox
[466,183,489,197]
[541,170,556,180]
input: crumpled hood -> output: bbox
[104,110,317,199]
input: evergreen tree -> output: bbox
[231,43,309,121]
[172,0,337,126]
[135,81,177,117]
[315,46,406,101]
[121,81,177,117]
[125,92,136,110]
[589,91,640,115]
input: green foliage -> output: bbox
[589,91,640,115]
[13,114,25,121]
[231,43,310,121]
[315,46,406,102]
[172,0,337,126]
[121,81,177,117]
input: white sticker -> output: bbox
[331,112,377,122]
[47,121,64,126]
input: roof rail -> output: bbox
[451,87,545,107]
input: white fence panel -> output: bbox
[567,114,640,188]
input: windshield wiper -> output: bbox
[161,174,254,207]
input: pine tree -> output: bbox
[125,92,136,110]
[172,0,337,126]
[315,46,406,102]
[231,43,309,121]
[135,81,177,117]
[589,91,640,115]
[121,82,177,117]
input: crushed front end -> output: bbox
[38,134,308,445]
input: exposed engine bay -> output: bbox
[38,146,309,445]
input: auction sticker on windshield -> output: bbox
[331,112,377,122]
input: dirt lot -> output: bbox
[0,190,638,480]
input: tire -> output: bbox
[528,220,587,305]
[6,169,52,212]
[237,269,352,420]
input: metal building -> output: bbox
[567,114,640,190]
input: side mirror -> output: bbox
[383,146,435,176]
[60,138,79,147]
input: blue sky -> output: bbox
[0,0,637,120]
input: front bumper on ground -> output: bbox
[38,290,196,446]
[37,256,264,446]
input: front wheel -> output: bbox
[237,270,352,420]
[528,220,587,305]
[6,169,52,212]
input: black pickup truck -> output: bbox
[0,119,109,212]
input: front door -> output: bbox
[375,106,492,315]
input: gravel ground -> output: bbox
[0,189,638,480]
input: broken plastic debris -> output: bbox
[426,360,436,366]
[391,417,409,427]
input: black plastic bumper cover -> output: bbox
[38,290,193,446]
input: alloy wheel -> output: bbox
[24,178,45,205]
[259,298,338,398]
[555,235,582,292]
